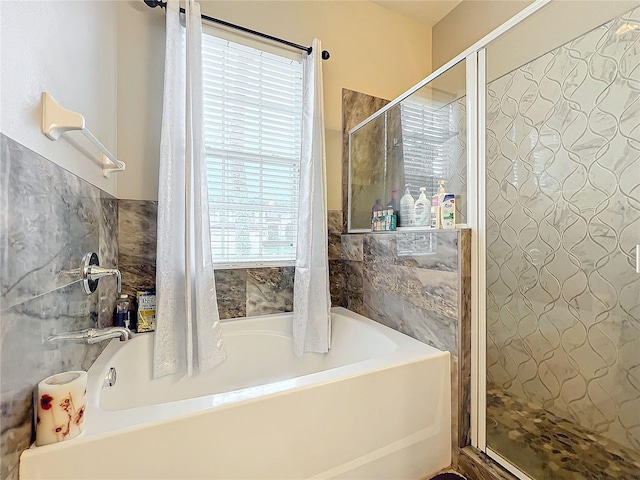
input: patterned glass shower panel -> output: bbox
[484,4,640,477]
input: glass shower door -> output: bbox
[482,2,640,478]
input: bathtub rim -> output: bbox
[33,307,450,448]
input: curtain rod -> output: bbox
[143,0,330,60]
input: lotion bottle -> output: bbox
[413,187,429,227]
[400,185,415,227]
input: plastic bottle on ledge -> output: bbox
[400,185,415,227]
[414,187,429,227]
[114,294,132,329]
[387,189,399,223]
[431,180,447,229]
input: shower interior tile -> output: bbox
[486,386,640,480]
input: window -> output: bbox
[202,32,303,268]
[400,98,454,197]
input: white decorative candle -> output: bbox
[35,371,87,446]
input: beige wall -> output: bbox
[433,0,639,75]
[0,0,118,195]
[116,0,432,209]
[432,1,531,70]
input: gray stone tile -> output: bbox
[0,135,117,478]
[328,260,345,307]
[459,273,472,449]
[364,230,459,271]
[341,89,389,232]
[214,269,247,320]
[363,262,458,354]
[98,194,119,328]
[395,231,459,271]
[119,263,156,297]
[0,134,102,311]
[363,233,396,264]
[341,234,363,261]
[328,210,342,260]
[246,267,294,317]
[117,199,157,265]
[344,260,363,294]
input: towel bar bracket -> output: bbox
[41,92,126,178]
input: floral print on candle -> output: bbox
[35,371,87,446]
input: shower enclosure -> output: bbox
[480,2,640,478]
[348,1,639,478]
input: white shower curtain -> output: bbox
[154,0,226,378]
[293,39,331,356]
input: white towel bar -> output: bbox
[41,92,126,177]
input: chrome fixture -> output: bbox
[44,327,133,349]
[104,367,117,387]
[82,252,121,294]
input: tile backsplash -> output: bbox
[117,200,344,320]
[0,134,119,480]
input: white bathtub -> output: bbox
[20,307,451,479]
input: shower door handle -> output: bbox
[636,245,640,273]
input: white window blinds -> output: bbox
[202,33,303,268]
[400,99,453,197]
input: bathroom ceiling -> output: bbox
[370,0,463,27]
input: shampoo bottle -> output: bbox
[413,187,429,227]
[441,193,456,229]
[400,185,415,227]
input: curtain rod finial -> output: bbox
[143,0,166,8]
[322,50,330,60]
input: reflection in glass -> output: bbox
[348,61,467,230]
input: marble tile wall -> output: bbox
[485,4,640,453]
[342,89,390,232]
[0,134,119,480]
[342,88,472,467]
[340,229,472,466]
[117,200,157,296]
[118,202,344,320]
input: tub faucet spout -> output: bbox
[44,327,133,349]
[86,265,122,293]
